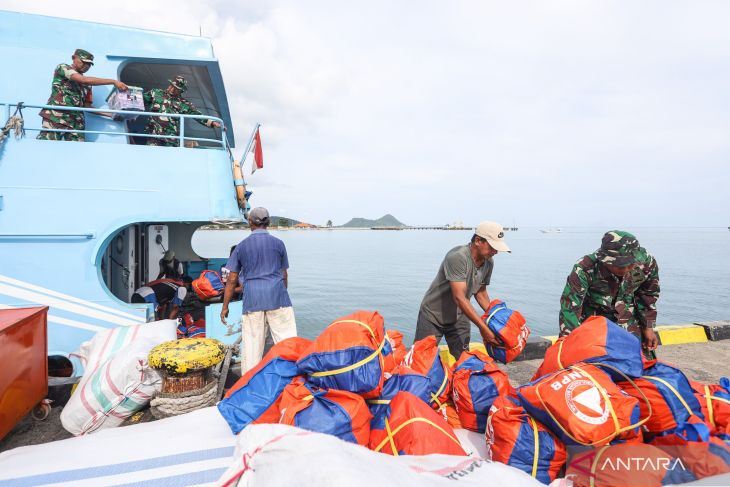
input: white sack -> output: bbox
[0,407,234,487]
[60,339,163,435]
[215,423,543,487]
[72,319,178,373]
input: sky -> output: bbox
[3,1,729,227]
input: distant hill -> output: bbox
[270,216,302,226]
[340,214,407,228]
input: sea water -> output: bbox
[192,227,730,341]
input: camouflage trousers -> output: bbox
[37,119,85,142]
[145,137,180,147]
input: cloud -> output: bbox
[4,0,730,226]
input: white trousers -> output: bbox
[241,306,297,373]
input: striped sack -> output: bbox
[532,316,644,382]
[486,395,566,485]
[218,337,312,434]
[481,299,530,364]
[278,378,372,446]
[297,311,386,398]
[60,339,162,435]
[451,349,514,433]
[403,335,452,410]
[72,319,178,374]
[368,391,465,456]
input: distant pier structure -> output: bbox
[395,225,518,231]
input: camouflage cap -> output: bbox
[169,75,188,92]
[596,230,645,267]
[73,49,94,64]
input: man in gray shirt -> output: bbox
[415,221,511,359]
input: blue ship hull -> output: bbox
[0,11,247,370]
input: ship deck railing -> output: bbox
[1,102,229,150]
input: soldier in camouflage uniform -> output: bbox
[38,49,128,142]
[142,75,221,146]
[558,230,660,358]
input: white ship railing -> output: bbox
[1,102,228,149]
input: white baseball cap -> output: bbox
[475,221,511,253]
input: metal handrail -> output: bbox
[1,101,226,148]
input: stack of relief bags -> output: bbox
[504,315,730,485]
[217,310,466,457]
[215,303,730,485]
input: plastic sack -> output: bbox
[517,362,645,446]
[72,319,178,374]
[532,316,643,381]
[617,360,704,435]
[404,335,452,410]
[218,337,312,434]
[486,395,566,484]
[278,379,372,445]
[60,339,162,435]
[481,299,530,364]
[369,391,466,456]
[192,269,224,300]
[216,423,545,487]
[451,349,514,433]
[297,311,386,398]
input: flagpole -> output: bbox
[241,123,261,172]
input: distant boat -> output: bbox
[539,228,562,234]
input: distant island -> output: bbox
[199,213,487,231]
[340,214,406,228]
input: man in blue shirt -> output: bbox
[220,207,297,371]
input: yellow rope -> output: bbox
[556,340,565,369]
[705,386,715,427]
[643,375,693,416]
[528,416,540,478]
[384,417,399,456]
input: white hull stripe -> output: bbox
[0,283,143,328]
[0,274,143,322]
[0,304,107,333]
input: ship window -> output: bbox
[119,63,223,147]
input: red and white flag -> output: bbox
[251,127,264,174]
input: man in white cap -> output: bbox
[415,221,510,359]
[157,250,184,280]
[220,207,297,371]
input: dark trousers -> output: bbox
[414,310,471,361]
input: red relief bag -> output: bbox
[517,363,649,446]
[403,336,452,411]
[278,378,372,446]
[192,270,224,300]
[368,391,466,456]
[451,349,514,433]
[486,395,567,484]
[382,329,407,374]
[297,311,386,398]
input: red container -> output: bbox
[0,307,49,440]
